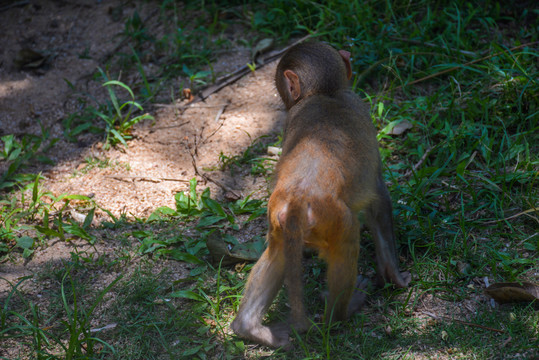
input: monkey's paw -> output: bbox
[347,275,371,315]
[231,319,292,349]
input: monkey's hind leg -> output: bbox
[231,242,290,348]
[325,213,360,322]
[366,176,411,288]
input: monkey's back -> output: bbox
[275,90,381,211]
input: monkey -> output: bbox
[231,41,411,349]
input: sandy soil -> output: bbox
[0,0,284,296]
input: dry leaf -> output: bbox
[182,88,194,103]
[267,146,281,156]
[224,191,241,201]
[441,330,449,341]
[251,38,274,62]
[485,282,539,307]
[206,231,262,265]
[387,119,413,135]
[14,48,47,70]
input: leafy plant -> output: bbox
[91,71,154,149]
[218,135,278,176]
[0,270,121,359]
[0,124,57,190]
[62,72,153,149]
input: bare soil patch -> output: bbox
[0,0,282,295]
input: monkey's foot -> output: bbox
[376,269,411,289]
[231,319,291,349]
[291,316,311,334]
[347,275,371,316]
[399,271,412,286]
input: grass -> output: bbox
[1,0,538,359]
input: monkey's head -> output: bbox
[275,41,352,109]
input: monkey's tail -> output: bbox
[282,202,305,251]
[281,202,307,306]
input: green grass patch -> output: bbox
[1,0,537,359]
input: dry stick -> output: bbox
[149,120,190,132]
[0,0,29,12]
[214,103,227,122]
[390,36,479,57]
[203,121,225,145]
[187,145,241,199]
[391,41,538,92]
[195,33,313,102]
[201,103,229,145]
[153,103,230,109]
[106,175,189,183]
[482,208,539,225]
[403,146,434,177]
[422,311,505,334]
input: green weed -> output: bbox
[0,124,57,190]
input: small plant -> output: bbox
[182,64,212,88]
[61,269,123,359]
[218,135,277,176]
[246,62,256,73]
[91,71,154,149]
[71,157,129,177]
[1,173,98,260]
[0,124,57,190]
[62,71,153,149]
[0,269,121,359]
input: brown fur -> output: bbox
[231,41,410,349]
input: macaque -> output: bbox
[231,41,410,349]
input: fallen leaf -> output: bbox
[267,146,281,156]
[252,38,274,64]
[387,119,413,135]
[14,48,47,70]
[485,282,539,307]
[206,231,263,265]
[224,191,241,201]
[182,88,194,103]
[441,330,449,341]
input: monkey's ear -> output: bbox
[338,50,352,80]
[283,70,301,100]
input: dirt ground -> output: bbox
[0,0,284,294]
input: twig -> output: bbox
[149,121,190,132]
[203,122,224,146]
[195,34,313,102]
[482,209,539,225]
[501,336,512,348]
[106,175,189,183]
[153,103,230,109]
[390,36,479,57]
[187,145,241,199]
[214,103,227,122]
[0,0,29,12]
[201,103,229,145]
[391,41,538,91]
[422,311,505,333]
[403,146,434,177]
